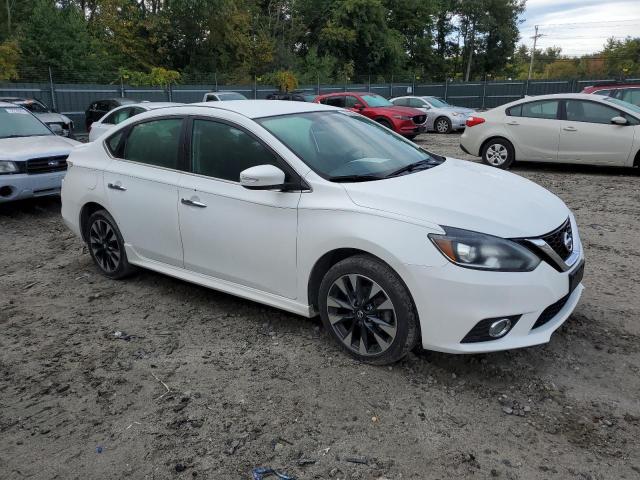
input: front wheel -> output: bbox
[377,118,393,130]
[318,255,420,365]
[85,210,135,279]
[434,117,452,134]
[481,138,515,169]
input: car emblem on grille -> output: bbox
[48,160,59,167]
[563,230,573,253]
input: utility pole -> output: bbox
[528,25,544,81]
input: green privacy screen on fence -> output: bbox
[1,78,637,133]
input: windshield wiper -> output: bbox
[328,174,383,183]
[384,159,438,178]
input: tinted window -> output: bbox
[123,118,182,169]
[592,89,611,96]
[408,98,425,108]
[105,130,124,155]
[321,96,345,108]
[621,88,640,106]
[96,101,111,111]
[507,104,522,117]
[521,100,559,119]
[392,98,408,107]
[103,107,132,125]
[360,94,393,107]
[345,96,359,108]
[565,100,619,124]
[191,119,280,182]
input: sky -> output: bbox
[519,0,640,56]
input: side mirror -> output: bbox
[353,102,365,110]
[48,123,64,135]
[240,165,286,190]
[611,116,628,125]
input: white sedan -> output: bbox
[460,93,640,169]
[62,101,584,364]
[88,102,181,141]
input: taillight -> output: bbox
[466,116,485,127]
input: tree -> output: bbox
[0,38,19,80]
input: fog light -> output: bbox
[489,318,512,338]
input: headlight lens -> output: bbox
[429,227,540,272]
[0,160,18,174]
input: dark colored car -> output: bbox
[85,98,138,131]
[582,82,640,107]
[314,92,427,139]
[266,91,317,102]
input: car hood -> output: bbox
[0,135,80,161]
[34,112,72,124]
[377,105,426,116]
[342,158,568,238]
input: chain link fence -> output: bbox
[2,71,638,133]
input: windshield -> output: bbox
[257,111,443,181]
[425,97,450,108]
[604,96,640,115]
[0,107,53,138]
[361,94,393,107]
[18,100,49,113]
[219,92,247,101]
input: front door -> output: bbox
[178,118,300,299]
[103,117,185,267]
[559,99,635,166]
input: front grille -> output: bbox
[412,115,426,125]
[540,219,573,260]
[26,156,68,175]
[532,294,570,329]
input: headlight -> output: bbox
[392,115,412,120]
[429,227,540,272]
[0,160,18,174]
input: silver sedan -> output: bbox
[391,96,475,133]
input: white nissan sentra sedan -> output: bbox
[61,101,585,364]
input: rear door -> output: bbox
[558,99,635,166]
[103,117,185,266]
[504,100,561,162]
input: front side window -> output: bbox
[520,100,559,120]
[621,88,640,106]
[122,118,183,169]
[19,100,49,113]
[191,119,280,182]
[0,107,53,138]
[258,111,443,180]
[345,95,359,108]
[565,100,619,124]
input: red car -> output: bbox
[315,92,427,139]
[582,82,640,107]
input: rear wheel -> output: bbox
[85,210,135,279]
[481,138,515,169]
[318,255,419,365]
[434,117,452,134]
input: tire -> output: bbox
[481,138,515,169]
[85,209,135,279]
[406,134,418,140]
[434,116,452,134]
[318,255,420,365]
[377,118,393,130]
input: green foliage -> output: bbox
[119,67,181,88]
[267,70,299,92]
[0,40,20,80]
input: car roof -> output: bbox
[140,102,183,110]
[317,91,379,97]
[188,100,339,118]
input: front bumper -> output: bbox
[399,123,427,135]
[403,250,585,354]
[0,171,66,203]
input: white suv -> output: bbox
[62,101,584,364]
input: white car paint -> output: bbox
[61,100,584,356]
[88,102,182,142]
[391,95,475,132]
[202,91,248,102]
[460,93,640,167]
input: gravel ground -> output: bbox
[1,133,639,480]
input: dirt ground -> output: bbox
[1,132,639,480]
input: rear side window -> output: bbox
[520,100,559,119]
[565,100,620,124]
[507,104,522,116]
[392,98,408,106]
[122,118,183,169]
[345,96,359,108]
[408,98,425,108]
[592,89,611,96]
[321,96,345,108]
[103,108,132,125]
[621,88,640,106]
[190,119,280,182]
[105,130,124,155]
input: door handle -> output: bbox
[563,126,577,132]
[107,182,127,191]
[181,198,207,208]
[506,121,519,125]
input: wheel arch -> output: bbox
[79,201,110,242]
[633,148,640,167]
